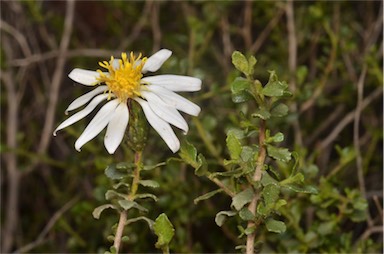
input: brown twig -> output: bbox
[151,1,162,52]
[241,1,253,49]
[14,197,79,253]
[246,120,266,254]
[38,0,75,154]
[249,9,284,55]
[113,151,142,253]
[286,0,303,146]
[2,69,21,253]
[317,87,382,152]
[353,66,374,227]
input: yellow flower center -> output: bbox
[97,52,147,101]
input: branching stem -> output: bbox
[113,151,143,253]
[246,120,266,254]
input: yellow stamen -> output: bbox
[97,52,147,102]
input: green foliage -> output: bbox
[4,1,381,253]
[153,213,175,253]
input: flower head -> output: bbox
[54,49,201,154]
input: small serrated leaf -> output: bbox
[179,140,199,168]
[248,55,257,75]
[139,180,160,188]
[118,200,135,211]
[105,164,127,180]
[262,71,289,97]
[194,189,223,204]
[252,108,271,120]
[232,51,249,75]
[283,184,318,194]
[126,216,154,230]
[262,184,280,205]
[105,190,127,201]
[261,171,279,186]
[231,188,254,211]
[135,193,158,202]
[226,132,242,160]
[239,208,255,221]
[215,210,237,226]
[92,204,116,219]
[143,162,166,171]
[231,77,251,93]
[265,218,286,233]
[271,103,289,118]
[195,153,208,176]
[153,213,175,250]
[267,145,292,162]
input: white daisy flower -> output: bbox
[54,49,201,154]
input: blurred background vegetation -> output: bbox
[1,0,382,253]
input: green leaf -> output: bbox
[232,90,253,103]
[317,221,336,236]
[241,146,254,162]
[275,199,287,210]
[105,164,128,180]
[126,216,154,230]
[105,190,127,201]
[194,189,223,204]
[113,182,130,190]
[239,208,255,221]
[248,55,257,75]
[135,193,158,202]
[231,188,254,211]
[118,200,148,212]
[226,132,242,160]
[261,171,279,186]
[195,153,208,176]
[262,184,280,205]
[252,108,271,120]
[92,204,116,219]
[215,210,237,227]
[153,213,175,251]
[271,103,289,118]
[139,180,160,188]
[267,145,292,162]
[179,140,198,167]
[232,51,249,75]
[117,200,135,211]
[143,162,166,171]
[262,71,289,97]
[283,184,318,194]
[231,77,251,93]
[266,132,284,143]
[265,218,286,233]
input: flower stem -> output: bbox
[113,151,143,253]
[246,120,266,254]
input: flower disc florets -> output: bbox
[97,52,147,101]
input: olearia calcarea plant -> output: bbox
[179,51,318,254]
[54,49,202,254]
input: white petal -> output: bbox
[146,85,201,116]
[104,103,129,154]
[134,98,180,153]
[142,75,202,92]
[142,49,172,73]
[68,68,101,86]
[65,85,108,113]
[54,94,109,135]
[75,99,120,151]
[141,91,188,133]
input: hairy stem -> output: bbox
[246,120,266,254]
[113,151,143,253]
